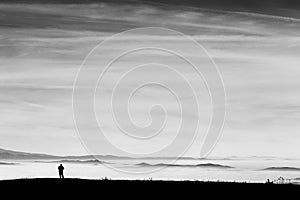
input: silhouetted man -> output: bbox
[58,164,64,179]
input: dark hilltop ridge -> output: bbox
[0,178,299,198]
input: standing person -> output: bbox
[58,164,65,179]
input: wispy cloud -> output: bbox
[0,3,299,157]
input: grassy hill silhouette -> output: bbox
[0,178,299,198]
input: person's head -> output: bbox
[60,164,62,166]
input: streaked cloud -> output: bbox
[0,3,299,157]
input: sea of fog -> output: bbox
[1,158,300,183]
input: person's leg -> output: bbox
[62,174,64,179]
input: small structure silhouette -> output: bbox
[266,179,273,184]
[58,164,65,179]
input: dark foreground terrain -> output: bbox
[0,178,299,198]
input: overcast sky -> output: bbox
[0,2,300,158]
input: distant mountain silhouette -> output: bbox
[136,162,234,168]
[0,148,59,160]
[47,159,108,164]
[0,161,17,165]
[0,148,202,160]
[261,167,300,171]
[0,148,124,160]
[0,148,295,164]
